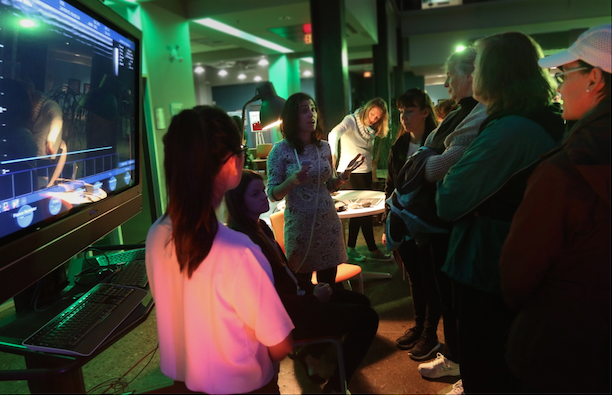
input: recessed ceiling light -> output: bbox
[194,65,205,74]
[19,19,37,28]
[303,70,312,77]
[254,76,262,82]
[238,73,246,80]
[218,69,228,77]
[258,58,269,66]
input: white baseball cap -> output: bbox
[539,23,611,73]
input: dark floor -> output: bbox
[0,223,459,394]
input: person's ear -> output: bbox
[587,67,605,93]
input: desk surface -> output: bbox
[274,189,386,219]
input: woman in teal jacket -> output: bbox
[500,23,611,393]
[435,32,564,393]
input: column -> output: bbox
[393,27,405,100]
[310,0,349,136]
[268,55,301,143]
[105,2,196,241]
[373,0,391,107]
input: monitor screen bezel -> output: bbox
[0,0,144,307]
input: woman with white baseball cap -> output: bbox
[500,23,610,393]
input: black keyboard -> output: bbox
[105,259,149,288]
[23,283,148,356]
[94,248,145,266]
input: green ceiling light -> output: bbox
[455,45,467,52]
[19,19,38,28]
[194,18,293,54]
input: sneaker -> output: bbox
[418,353,461,378]
[408,332,441,361]
[347,247,366,262]
[396,326,423,350]
[446,380,464,395]
[369,249,394,261]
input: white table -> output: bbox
[333,190,392,280]
[274,189,392,280]
[331,189,386,218]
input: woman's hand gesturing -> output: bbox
[341,153,365,180]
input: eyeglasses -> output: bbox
[222,144,248,164]
[238,144,249,159]
[554,67,588,84]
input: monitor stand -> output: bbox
[13,265,69,315]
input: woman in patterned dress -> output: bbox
[267,92,363,288]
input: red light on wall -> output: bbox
[302,23,311,34]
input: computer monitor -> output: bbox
[0,0,143,307]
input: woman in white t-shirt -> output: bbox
[328,97,391,262]
[145,106,294,394]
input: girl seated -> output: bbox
[225,169,379,394]
[145,107,294,394]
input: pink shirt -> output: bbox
[146,217,294,394]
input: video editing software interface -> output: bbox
[0,0,138,243]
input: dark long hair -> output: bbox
[279,92,323,153]
[225,170,285,268]
[163,105,242,278]
[395,88,439,144]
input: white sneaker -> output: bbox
[446,379,464,395]
[418,352,460,378]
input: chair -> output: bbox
[255,143,272,159]
[268,210,364,293]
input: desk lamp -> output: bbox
[240,82,286,145]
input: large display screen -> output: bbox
[0,0,143,306]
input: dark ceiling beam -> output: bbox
[399,0,610,36]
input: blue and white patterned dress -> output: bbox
[266,139,347,273]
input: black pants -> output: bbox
[428,233,459,363]
[344,172,378,251]
[453,281,520,393]
[291,288,379,392]
[294,266,344,292]
[399,239,441,335]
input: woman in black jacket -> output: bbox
[383,89,442,361]
[225,169,379,394]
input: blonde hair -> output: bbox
[358,97,389,138]
[473,32,556,116]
